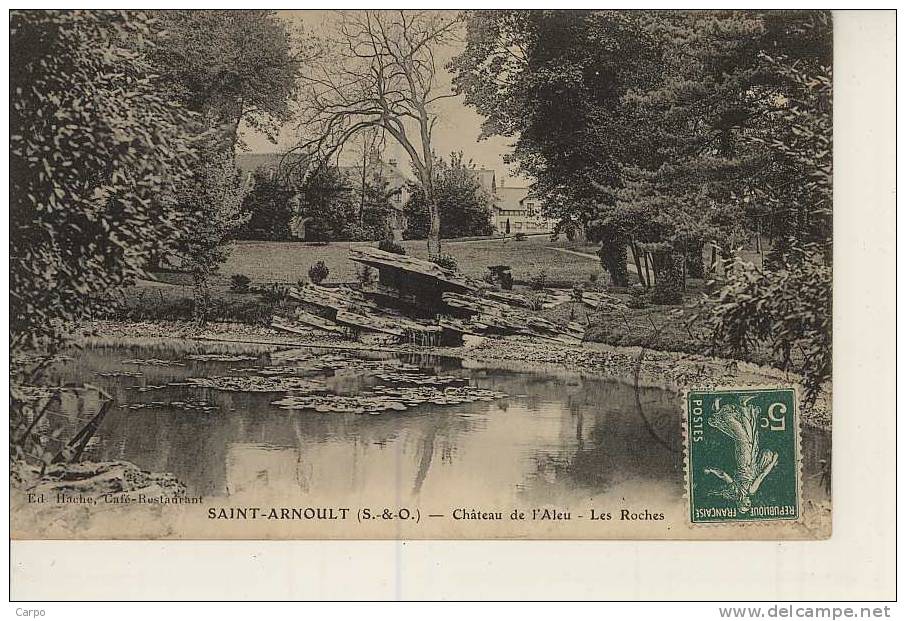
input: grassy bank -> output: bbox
[216,235,604,288]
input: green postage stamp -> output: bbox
[686,387,801,524]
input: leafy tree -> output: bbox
[454,10,832,395]
[295,166,357,242]
[294,10,462,254]
[10,10,199,349]
[405,152,495,239]
[451,11,661,286]
[177,151,247,325]
[237,171,295,241]
[150,10,304,147]
[150,10,304,322]
[700,15,832,401]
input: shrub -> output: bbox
[627,284,650,309]
[308,260,330,285]
[571,285,585,304]
[525,292,545,311]
[229,274,251,293]
[513,232,527,242]
[486,265,513,290]
[650,280,683,305]
[429,253,458,272]
[378,239,406,255]
[260,284,291,305]
[356,265,376,287]
[528,268,547,291]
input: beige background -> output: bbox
[8,9,896,600]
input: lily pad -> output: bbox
[123,400,219,413]
[183,375,328,393]
[271,384,507,414]
[122,358,185,367]
[185,354,259,362]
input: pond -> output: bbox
[44,340,831,522]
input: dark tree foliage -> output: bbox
[296,167,357,242]
[149,10,303,323]
[10,10,199,349]
[405,153,495,240]
[236,172,295,241]
[453,10,833,396]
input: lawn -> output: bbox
[213,234,606,289]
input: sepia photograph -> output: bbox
[10,8,837,544]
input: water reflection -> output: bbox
[46,343,830,511]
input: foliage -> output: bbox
[10,10,200,350]
[528,268,547,291]
[525,292,546,311]
[150,10,304,146]
[236,171,295,241]
[174,150,248,325]
[308,260,330,285]
[429,253,459,272]
[295,11,462,254]
[292,163,399,242]
[699,248,831,403]
[229,274,252,293]
[152,10,303,324]
[259,284,291,305]
[356,265,376,287]
[378,239,407,255]
[404,152,495,240]
[627,286,650,309]
[570,286,585,304]
[295,166,357,241]
[102,287,278,325]
[454,10,833,391]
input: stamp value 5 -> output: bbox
[686,388,801,524]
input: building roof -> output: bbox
[337,159,410,193]
[235,152,410,192]
[494,185,531,212]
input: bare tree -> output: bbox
[294,10,461,254]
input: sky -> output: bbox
[239,10,530,187]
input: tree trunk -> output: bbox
[685,240,705,279]
[630,242,648,288]
[598,242,628,287]
[427,200,441,255]
[651,250,684,305]
[192,270,209,328]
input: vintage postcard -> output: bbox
[10,9,833,541]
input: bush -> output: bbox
[378,239,406,255]
[260,284,291,305]
[571,285,585,304]
[356,265,376,287]
[513,232,527,242]
[525,292,545,311]
[528,268,547,291]
[429,253,458,272]
[308,260,330,285]
[650,280,683,305]
[486,265,513,290]
[627,292,650,309]
[229,274,251,293]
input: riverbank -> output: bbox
[76,319,831,430]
